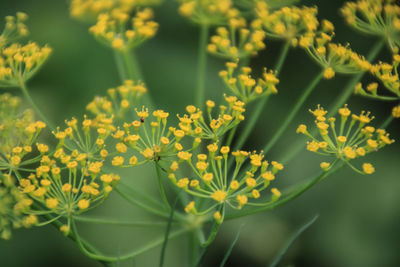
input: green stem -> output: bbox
[115,187,170,219]
[195,24,209,108]
[189,231,200,267]
[232,41,290,153]
[380,115,394,129]
[72,218,188,262]
[114,51,128,81]
[19,81,55,131]
[359,93,399,101]
[121,49,143,81]
[280,38,385,164]
[327,39,385,115]
[155,162,171,211]
[225,162,344,220]
[262,71,324,154]
[274,41,291,75]
[225,125,237,147]
[73,216,170,227]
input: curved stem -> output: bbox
[195,24,209,108]
[262,71,324,154]
[19,81,55,131]
[232,41,290,153]
[72,218,188,262]
[280,38,385,164]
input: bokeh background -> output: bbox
[1,0,399,266]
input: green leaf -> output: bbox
[269,214,319,267]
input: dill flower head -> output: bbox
[87,80,147,118]
[0,174,36,240]
[0,94,46,175]
[360,54,400,99]
[207,19,266,59]
[341,0,400,51]
[297,104,394,174]
[54,114,116,162]
[299,35,371,79]
[0,42,52,88]
[219,61,279,103]
[178,0,239,26]
[109,107,192,166]
[19,151,120,234]
[177,95,245,141]
[255,3,321,45]
[89,8,158,51]
[70,0,162,22]
[168,143,283,223]
[0,13,29,48]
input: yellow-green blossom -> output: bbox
[341,0,400,51]
[297,105,394,174]
[219,61,279,103]
[168,143,283,223]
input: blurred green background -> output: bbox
[1,0,399,266]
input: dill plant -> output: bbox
[0,0,399,266]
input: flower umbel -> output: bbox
[297,104,394,174]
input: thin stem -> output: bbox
[262,71,324,154]
[155,162,171,211]
[19,81,54,131]
[195,24,209,108]
[73,216,170,227]
[280,38,385,164]
[232,41,290,152]
[274,41,291,75]
[225,125,237,147]
[115,187,170,219]
[380,115,394,129]
[159,194,180,267]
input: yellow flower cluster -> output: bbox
[168,143,283,223]
[18,150,120,234]
[178,0,238,25]
[300,37,371,79]
[70,0,161,21]
[255,3,320,45]
[207,20,266,59]
[341,0,400,51]
[87,80,147,118]
[0,42,52,87]
[297,105,394,174]
[0,13,29,48]
[110,107,193,166]
[219,61,279,103]
[89,8,158,51]
[365,54,400,98]
[54,114,116,162]
[0,174,36,240]
[0,94,46,174]
[178,95,245,141]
